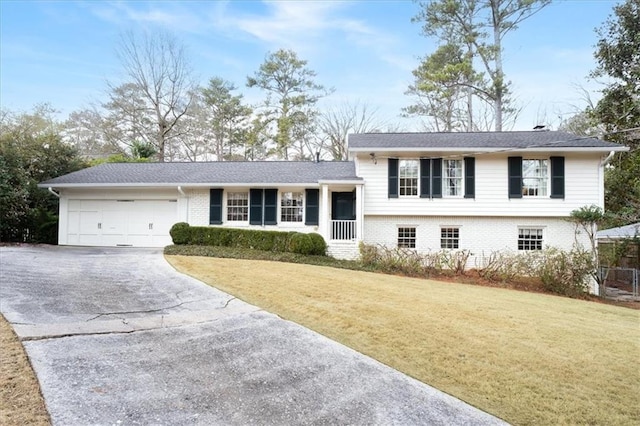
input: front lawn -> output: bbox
[166,255,640,425]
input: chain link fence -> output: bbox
[600,267,639,300]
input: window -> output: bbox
[441,227,459,249]
[391,157,475,199]
[518,228,543,250]
[443,160,463,196]
[399,160,419,196]
[522,159,548,197]
[281,192,303,222]
[227,192,248,221]
[398,227,416,248]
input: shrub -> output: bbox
[358,243,471,278]
[536,247,594,297]
[475,250,543,282]
[289,232,312,255]
[284,232,327,256]
[169,222,191,245]
[307,233,327,256]
[359,241,380,266]
[439,249,472,275]
[169,224,327,256]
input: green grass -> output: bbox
[166,254,640,425]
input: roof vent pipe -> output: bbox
[315,151,320,163]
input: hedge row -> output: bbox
[169,222,327,256]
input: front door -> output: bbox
[331,191,355,220]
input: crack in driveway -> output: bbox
[85,296,232,321]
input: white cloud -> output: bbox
[83,1,210,34]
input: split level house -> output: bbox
[40,131,627,265]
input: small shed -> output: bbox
[597,223,639,300]
[597,223,640,268]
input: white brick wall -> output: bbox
[187,189,210,226]
[327,241,360,260]
[363,215,590,268]
[186,188,320,234]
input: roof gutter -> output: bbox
[177,186,186,196]
[47,187,60,198]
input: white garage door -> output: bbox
[66,199,178,247]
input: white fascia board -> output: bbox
[318,179,364,185]
[37,182,322,189]
[349,146,629,154]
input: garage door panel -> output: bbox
[151,200,179,237]
[66,199,178,248]
[101,210,127,236]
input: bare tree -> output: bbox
[171,92,216,162]
[318,101,384,160]
[62,108,117,159]
[112,31,196,161]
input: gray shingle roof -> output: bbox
[597,223,640,240]
[40,161,360,187]
[348,131,626,150]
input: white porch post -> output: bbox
[355,183,364,242]
[320,184,330,241]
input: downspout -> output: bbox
[601,151,615,166]
[48,187,60,198]
[177,186,188,224]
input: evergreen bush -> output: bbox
[169,222,191,245]
[169,224,327,256]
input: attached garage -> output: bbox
[66,199,178,247]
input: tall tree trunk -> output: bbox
[491,0,504,132]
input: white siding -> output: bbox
[356,153,604,217]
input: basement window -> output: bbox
[398,227,416,249]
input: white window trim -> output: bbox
[399,159,420,197]
[517,226,545,251]
[442,158,464,198]
[280,191,304,223]
[522,158,550,198]
[226,191,249,223]
[397,225,417,249]
[440,226,461,250]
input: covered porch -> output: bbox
[318,180,364,260]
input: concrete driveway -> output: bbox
[0,246,507,425]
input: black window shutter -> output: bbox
[209,188,223,225]
[249,189,263,225]
[550,156,565,199]
[431,158,442,198]
[305,189,319,225]
[388,158,398,198]
[508,156,523,198]
[464,157,475,198]
[264,189,278,225]
[420,158,431,198]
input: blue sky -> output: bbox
[0,0,621,131]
